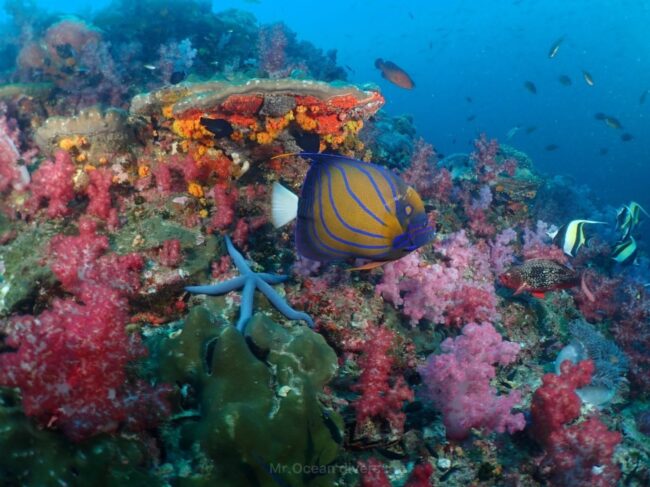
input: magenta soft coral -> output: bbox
[27,150,75,218]
[418,322,525,440]
[377,231,499,327]
[0,219,170,441]
[351,324,414,436]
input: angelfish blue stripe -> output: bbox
[316,173,391,250]
[340,162,393,215]
[331,163,387,228]
[325,166,387,239]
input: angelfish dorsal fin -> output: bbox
[271,182,299,228]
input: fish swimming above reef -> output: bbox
[271,152,435,269]
[524,81,537,94]
[616,201,648,238]
[200,117,234,138]
[582,70,595,86]
[558,74,572,86]
[611,236,638,266]
[548,37,564,58]
[499,259,591,300]
[620,132,634,142]
[604,116,622,130]
[374,58,415,89]
[548,219,606,257]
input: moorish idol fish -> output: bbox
[616,201,648,238]
[547,219,605,257]
[271,152,435,270]
[611,236,637,266]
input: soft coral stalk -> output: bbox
[351,323,414,436]
[419,322,525,440]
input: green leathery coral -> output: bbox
[0,389,158,485]
[158,306,342,486]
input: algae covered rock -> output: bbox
[0,390,158,486]
[159,306,342,487]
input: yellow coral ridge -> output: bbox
[187,182,204,198]
[172,117,211,140]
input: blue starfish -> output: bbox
[186,236,314,333]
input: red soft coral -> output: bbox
[0,220,170,441]
[27,150,75,218]
[531,359,594,446]
[351,324,414,437]
[540,417,622,487]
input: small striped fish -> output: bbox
[272,153,434,268]
[548,219,605,257]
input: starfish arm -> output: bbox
[225,235,252,274]
[185,275,247,295]
[255,277,314,328]
[257,273,289,284]
[236,278,256,333]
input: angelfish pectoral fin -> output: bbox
[348,260,391,271]
[271,181,299,228]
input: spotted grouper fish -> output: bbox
[499,259,594,300]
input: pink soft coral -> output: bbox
[419,322,525,440]
[377,231,499,327]
[27,150,75,218]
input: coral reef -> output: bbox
[0,1,647,484]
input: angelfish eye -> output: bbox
[405,205,413,216]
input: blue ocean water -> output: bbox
[3,0,648,215]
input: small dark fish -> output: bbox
[611,236,637,265]
[640,89,648,105]
[621,133,634,142]
[408,11,414,19]
[375,58,415,89]
[499,259,579,298]
[545,144,559,151]
[524,81,537,94]
[344,64,354,73]
[170,70,186,84]
[525,126,538,134]
[466,114,476,121]
[200,117,233,138]
[428,41,433,50]
[465,96,473,103]
[548,37,564,58]
[558,74,572,86]
[594,112,606,120]
[604,116,622,130]
[582,70,594,86]
[599,147,609,156]
[289,125,320,152]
